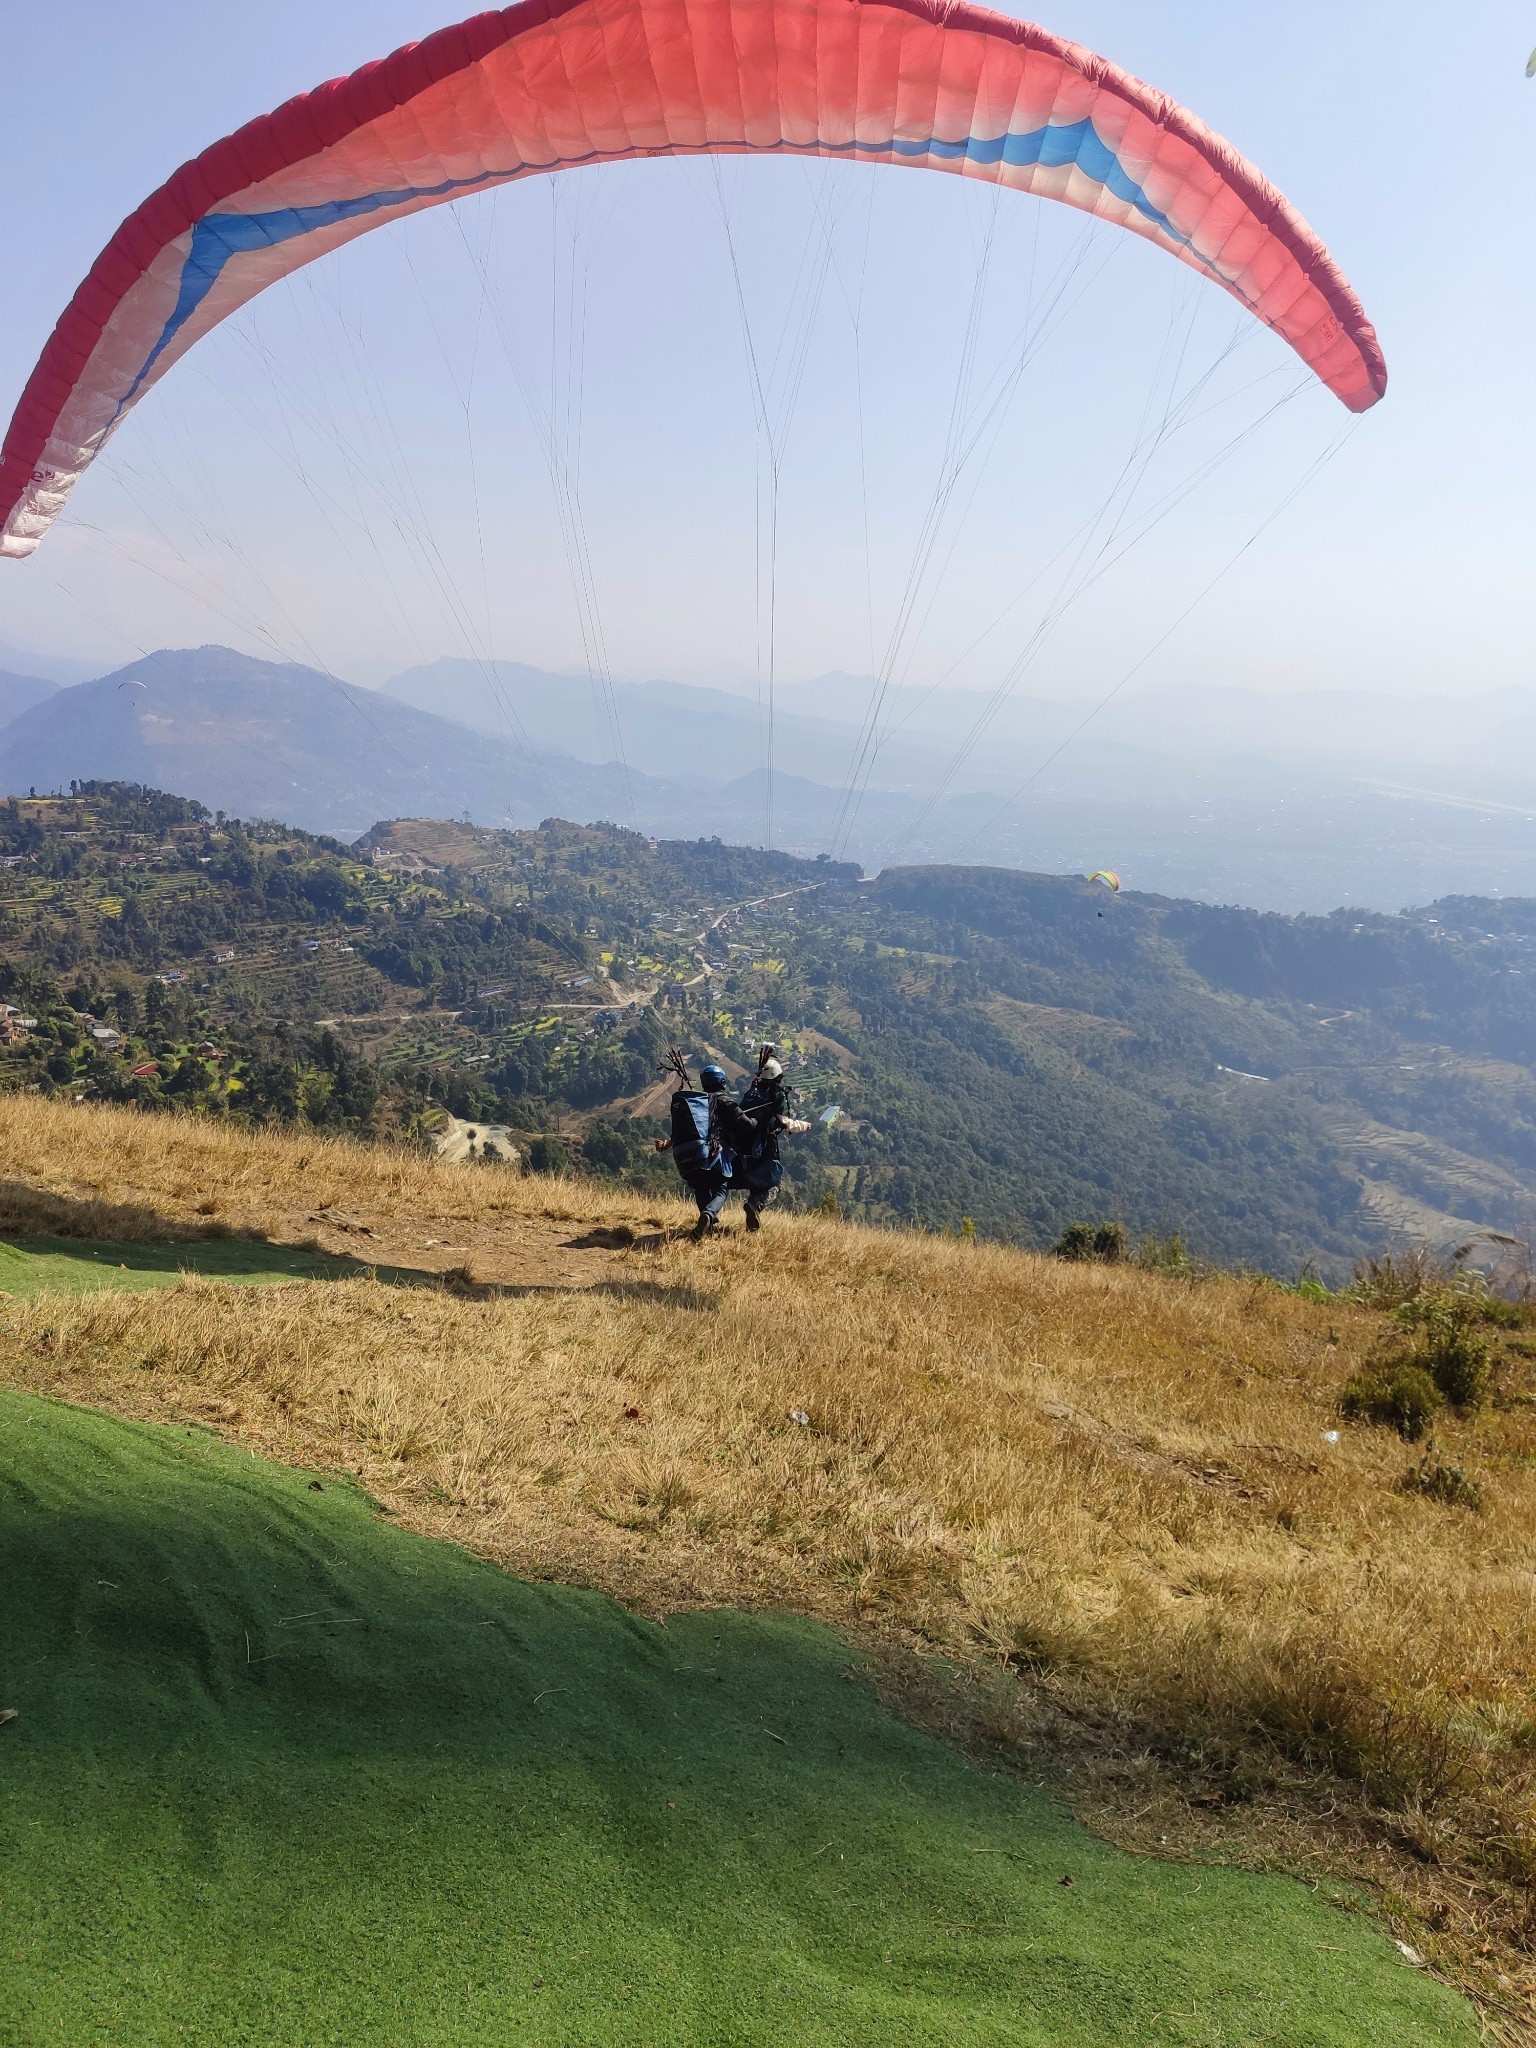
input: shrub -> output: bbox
[1053,1220,1126,1265]
[1408,1293,1492,1411]
[526,1136,569,1175]
[1351,1245,1449,1310]
[1353,1244,1534,1334]
[1475,1293,1534,1332]
[1135,1231,1196,1276]
[1398,1444,1483,1511]
[1348,1246,1444,1311]
[1340,1357,1442,1441]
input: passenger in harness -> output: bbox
[734,1046,812,1233]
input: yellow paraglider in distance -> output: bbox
[1087,870,1122,893]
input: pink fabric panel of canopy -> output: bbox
[0,0,1385,558]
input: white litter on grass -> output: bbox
[789,1409,810,1428]
[1321,1430,1341,1445]
[1395,1940,1424,1966]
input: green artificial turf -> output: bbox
[0,1392,1478,2047]
[0,1234,392,1298]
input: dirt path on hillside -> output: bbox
[291,1196,681,1294]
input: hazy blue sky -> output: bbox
[1,1,1532,704]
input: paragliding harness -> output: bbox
[663,1047,731,1184]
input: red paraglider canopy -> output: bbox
[0,0,1385,559]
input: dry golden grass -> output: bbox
[4,1093,1536,2030]
[0,1090,676,1236]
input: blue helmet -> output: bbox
[699,1063,729,1094]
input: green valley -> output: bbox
[0,783,1530,1280]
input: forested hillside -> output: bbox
[0,783,1529,1278]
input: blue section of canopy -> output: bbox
[895,116,1176,240]
[128,118,1179,407]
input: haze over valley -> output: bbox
[1,641,1531,914]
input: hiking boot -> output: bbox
[690,1213,719,1242]
[743,1202,762,1233]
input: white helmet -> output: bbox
[758,1057,784,1081]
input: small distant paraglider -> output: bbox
[1087,870,1120,917]
[118,678,146,700]
[1527,43,1536,77]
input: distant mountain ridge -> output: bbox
[785,670,1536,776]
[0,638,104,687]
[10,643,1532,792]
[0,669,61,728]
[1,644,1531,912]
[378,658,944,793]
[0,647,637,840]
[381,657,1536,795]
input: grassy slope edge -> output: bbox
[0,1093,1532,2035]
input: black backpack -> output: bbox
[669,1089,718,1177]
